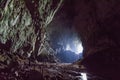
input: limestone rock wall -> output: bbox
[74,0,120,79]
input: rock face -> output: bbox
[0,0,63,61]
[74,0,120,79]
[0,62,83,80]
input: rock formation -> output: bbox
[74,0,120,79]
[0,0,63,63]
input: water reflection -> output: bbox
[81,73,87,80]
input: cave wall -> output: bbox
[74,0,120,57]
[74,0,120,79]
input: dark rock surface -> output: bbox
[0,62,83,80]
[74,0,120,79]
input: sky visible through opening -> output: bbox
[65,38,83,55]
[66,42,83,54]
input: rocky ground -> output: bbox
[0,61,87,80]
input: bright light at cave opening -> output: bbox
[66,44,71,51]
[66,42,83,54]
[76,43,83,54]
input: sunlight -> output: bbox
[66,44,71,51]
[76,43,83,54]
[65,43,83,54]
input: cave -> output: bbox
[0,0,120,80]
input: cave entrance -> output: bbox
[56,41,83,63]
[48,24,83,63]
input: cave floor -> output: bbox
[0,61,86,80]
[23,62,85,80]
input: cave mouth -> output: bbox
[56,39,83,63]
[65,42,83,55]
